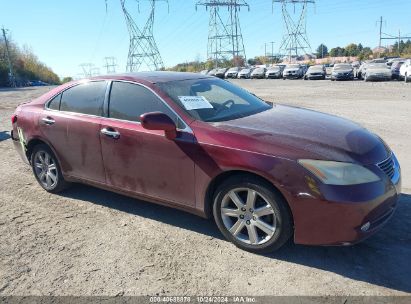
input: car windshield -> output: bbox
[228,67,239,72]
[268,67,280,71]
[286,64,300,69]
[254,68,265,73]
[240,69,250,73]
[334,64,352,70]
[217,69,226,73]
[157,78,271,122]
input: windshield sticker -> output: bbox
[178,96,213,110]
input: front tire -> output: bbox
[31,144,70,193]
[406,73,409,83]
[213,176,293,253]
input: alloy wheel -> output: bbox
[220,187,276,245]
[33,150,58,190]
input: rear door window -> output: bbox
[48,94,61,110]
[60,81,107,116]
[108,82,178,124]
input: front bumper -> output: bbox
[266,73,281,79]
[283,74,301,79]
[331,74,354,80]
[366,74,392,81]
[291,154,401,246]
[306,74,325,80]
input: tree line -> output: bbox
[316,40,411,60]
[0,37,60,87]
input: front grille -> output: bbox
[377,155,395,179]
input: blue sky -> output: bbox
[1,0,411,78]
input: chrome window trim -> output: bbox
[44,79,193,134]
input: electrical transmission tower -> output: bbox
[120,0,167,72]
[273,0,315,61]
[196,0,249,68]
[104,56,117,74]
[80,63,94,78]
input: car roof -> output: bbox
[92,71,212,84]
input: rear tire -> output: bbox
[31,144,70,193]
[213,176,293,253]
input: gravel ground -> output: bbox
[0,80,410,296]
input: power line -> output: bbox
[1,27,16,87]
[381,30,411,56]
[196,0,249,68]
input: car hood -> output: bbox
[307,70,324,74]
[367,68,391,75]
[211,105,390,164]
[333,69,352,73]
[284,68,299,72]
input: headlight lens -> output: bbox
[298,160,380,185]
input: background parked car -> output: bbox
[200,70,209,75]
[331,64,354,81]
[29,80,49,86]
[400,59,411,82]
[391,61,405,80]
[215,68,228,79]
[251,67,267,79]
[207,68,218,77]
[283,64,304,79]
[265,66,283,79]
[225,67,241,79]
[237,68,253,79]
[304,65,326,80]
[363,63,392,82]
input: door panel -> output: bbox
[40,111,105,183]
[100,119,196,207]
[39,81,108,184]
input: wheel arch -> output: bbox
[26,137,62,168]
[203,170,294,226]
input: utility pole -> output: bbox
[1,27,16,87]
[270,41,275,64]
[376,16,385,57]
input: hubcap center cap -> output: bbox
[244,212,253,221]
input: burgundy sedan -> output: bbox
[11,72,401,253]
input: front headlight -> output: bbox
[298,160,380,185]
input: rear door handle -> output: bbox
[101,128,120,139]
[42,117,55,125]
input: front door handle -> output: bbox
[101,128,120,139]
[42,117,55,125]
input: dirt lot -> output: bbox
[0,80,410,296]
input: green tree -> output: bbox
[62,77,73,83]
[316,44,328,58]
[329,47,346,57]
[345,43,359,56]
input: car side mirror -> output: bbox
[140,112,177,140]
